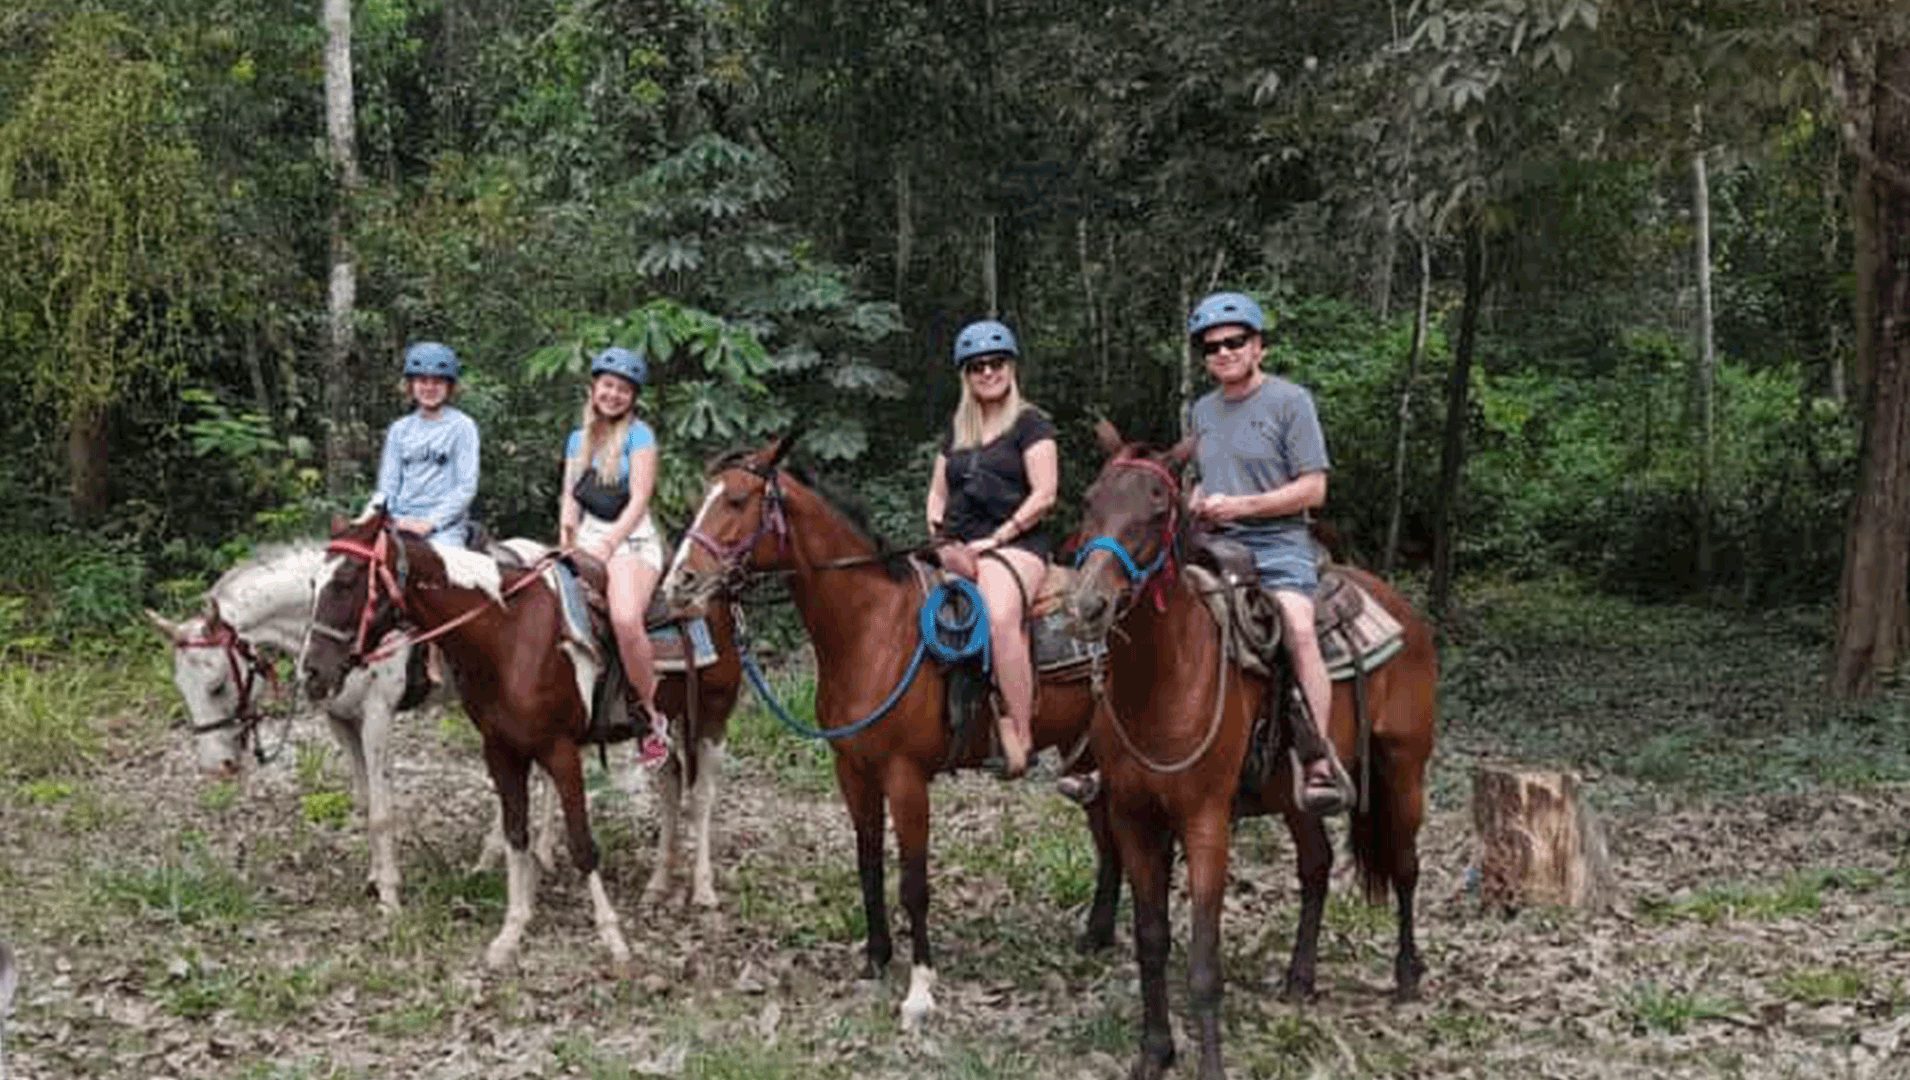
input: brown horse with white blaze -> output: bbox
[661,434,1122,1029]
[300,508,743,973]
[1064,422,1437,1080]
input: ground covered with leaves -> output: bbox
[3,580,1908,1079]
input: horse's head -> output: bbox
[302,507,407,700]
[149,599,270,776]
[663,432,799,612]
[1065,419,1195,637]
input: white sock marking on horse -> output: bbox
[690,739,724,908]
[644,760,683,904]
[586,870,632,973]
[485,845,537,970]
[900,964,937,1030]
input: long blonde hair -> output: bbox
[572,398,636,479]
[949,367,1032,450]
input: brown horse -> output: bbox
[660,434,1122,1029]
[1064,423,1437,1080]
[300,507,743,973]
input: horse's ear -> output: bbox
[1093,418,1126,457]
[1164,434,1198,473]
[767,427,802,470]
[203,597,227,632]
[145,608,185,642]
[331,513,348,536]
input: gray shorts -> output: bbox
[1246,534,1319,597]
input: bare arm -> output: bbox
[1194,470,1327,524]
[926,453,949,537]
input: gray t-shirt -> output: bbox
[1189,376,1330,546]
[375,406,480,544]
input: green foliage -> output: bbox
[1620,981,1738,1036]
[0,663,102,782]
[93,832,258,928]
[300,791,353,828]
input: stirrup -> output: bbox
[1289,747,1352,815]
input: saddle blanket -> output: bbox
[550,559,716,672]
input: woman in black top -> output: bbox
[925,319,1057,779]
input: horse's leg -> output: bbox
[482,741,538,971]
[322,703,394,912]
[1281,808,1333,1001]
[356,686,403,914]
[1077,795,1123,953]
[1182,808,1233,1080]
[835,755,892,980]
[545,739,633,977]
[886,760,936,1030]
[687,734,724,908]
[1384,747,1429,1002]
[643,751,685,906]
[1117,807,1177,1080]
[531,768,560,874]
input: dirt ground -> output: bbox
[3,690,1908,1080]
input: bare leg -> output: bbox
[979,551,1043,777]
[1272,590,1343,801]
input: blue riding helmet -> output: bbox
[952,320,1020,366]
[402,341,461,381]
[590,346,648,387]
[1187,292,1266,340]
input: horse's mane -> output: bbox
[207,541,323,605]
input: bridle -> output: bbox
[173,619,279,743]
[1074,455,1184,615]
[685,462,791,595]
[309,528,411,667]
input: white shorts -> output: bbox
[577,512,665,571]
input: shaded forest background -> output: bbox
[3,0,1908,694]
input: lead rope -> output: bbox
[1088,588,1233,775]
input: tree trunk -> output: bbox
[1383,236,1431,575]
[1692,119,1717,588]
[1471,762,1614,911]
[322,0,360,495]
[1429,223,1484,622]
[1831,38,1910,698]
[67,404,110,524]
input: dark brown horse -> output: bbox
[1064,423,1437,1080]
[300,507,743,973]
[660,434,1121,1029]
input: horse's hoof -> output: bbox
[692,887,719,910]
[483,944,517,972]
[1075,927,1115,954]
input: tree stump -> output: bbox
[1470,762,1614,910]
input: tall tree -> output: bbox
[322,0,360,493]
[0,11,214,521]
[1830,32,1910,696]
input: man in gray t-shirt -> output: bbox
[1186,291,1348,815]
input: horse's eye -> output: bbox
[209,680,230,698]
[725,489,749,507]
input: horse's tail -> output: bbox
[1348,736,1404,905]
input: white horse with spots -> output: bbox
[149,541,555,913]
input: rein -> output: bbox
[1076,455,1231,774]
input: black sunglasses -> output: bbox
[963,354,1013,375]
[1197,332,1256,358]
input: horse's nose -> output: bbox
[1067,591,1111,638]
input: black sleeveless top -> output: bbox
[939,408,1057,556]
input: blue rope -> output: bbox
[1075,535,1164,582]
[920,579,991,670]
[736,580,992,743]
